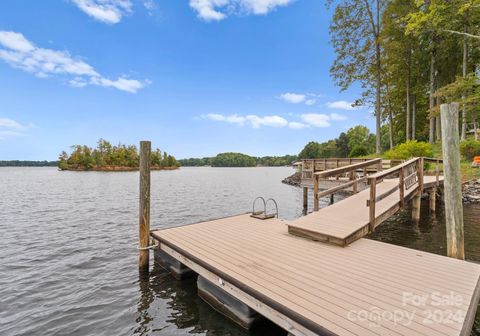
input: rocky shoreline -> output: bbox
[463,179,480,204]
[282,172,302,187]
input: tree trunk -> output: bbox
[429,50,436,144]
[406,45,411,141]
[412,94,416,140]
[388,97,394,149]
[436,96,441,142]
[375,44,381,154]
[461,12,468,140]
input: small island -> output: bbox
[58,139,180,171]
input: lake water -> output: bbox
[1,167,479,336]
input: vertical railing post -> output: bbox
[313,174,319,211]
[369,177,376,232]
[417,157,424,193]
[440,103,465,260]
[435,159,439,186]
[399,167,405,208]
[139,141,151,271]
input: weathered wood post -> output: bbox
[412,158,423,222]
[313,174,319,211]
[303,187,308,214]
[429,188,436,212]
[139,141,151,270]
[368,177,377,232]
[440,103,465,260]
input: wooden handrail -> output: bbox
[315,158,382,179]
[367,157,418,181]
[313,158,381,211]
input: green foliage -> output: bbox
[58,139,179,170]
[211,153,256,167]
[297,125,377,159]
[349,145,369,157]
[179,155,297,167]
[383,141,433,159]
[0,160,57,167]
[460,139,480,161]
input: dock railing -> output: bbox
[366,157,443,232]
[313,158,382,211]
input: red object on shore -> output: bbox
[472,156,480,167]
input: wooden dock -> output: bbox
[152,214,480,336]
[149,156,480,336]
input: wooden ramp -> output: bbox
[293,157,445,246]
[151,214,480,336]
[289,175,443,246]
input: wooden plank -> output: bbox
[151,215,480,336]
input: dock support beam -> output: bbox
[429,188,436,212]
[139,141,151,271]
[440,103,465,260]
[313,176,319,211]
[303,187,308,214]
[412,193,421,223]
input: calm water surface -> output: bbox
[1,167,479,335]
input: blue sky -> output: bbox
[0,0,374,160]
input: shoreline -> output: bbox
[59,165,180,172]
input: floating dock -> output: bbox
[149,156,480,335]
[152,214,480,336]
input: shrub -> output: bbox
[460,139,480,161]
[349,145,369,157]
[384,141,433,160]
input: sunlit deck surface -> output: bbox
[151,213,480,336]
[289,175,444,246]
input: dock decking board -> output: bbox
[289,175,444,246]
[152,214,480,336]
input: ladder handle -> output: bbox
[252,197,266,215]
[265,198,279,218]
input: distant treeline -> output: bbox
[0,160,58,167]
[59,138,180,171]
[179,153,298,167]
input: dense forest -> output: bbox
[179,153,298,167]
[329,0,480,153]
[0,160,58,167]
[58,139,179,171]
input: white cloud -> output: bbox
[143,0,156,11]
[203,112,345,129]
[203,113,290,128]
[326,100,356,110]
[0,31,147,93]
[72,0,132,24]
[329,113,347,121]
[246,115,288,128]
[279,92,306,104]
[301,113,331,128]
[0,118,32,139]
[279,92,320,105]
[189,0,294,21]
[203,113,246,125]
[288,121,309,129]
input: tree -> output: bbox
[329,0,386,153]
[298,141,322,159]
[337,132,350,157]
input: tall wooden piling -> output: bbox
[440,103,465,260]
[139,141,151,270]
[302,187,308,214]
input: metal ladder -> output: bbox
[250,197,278,220]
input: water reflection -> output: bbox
[135,263,287,336]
